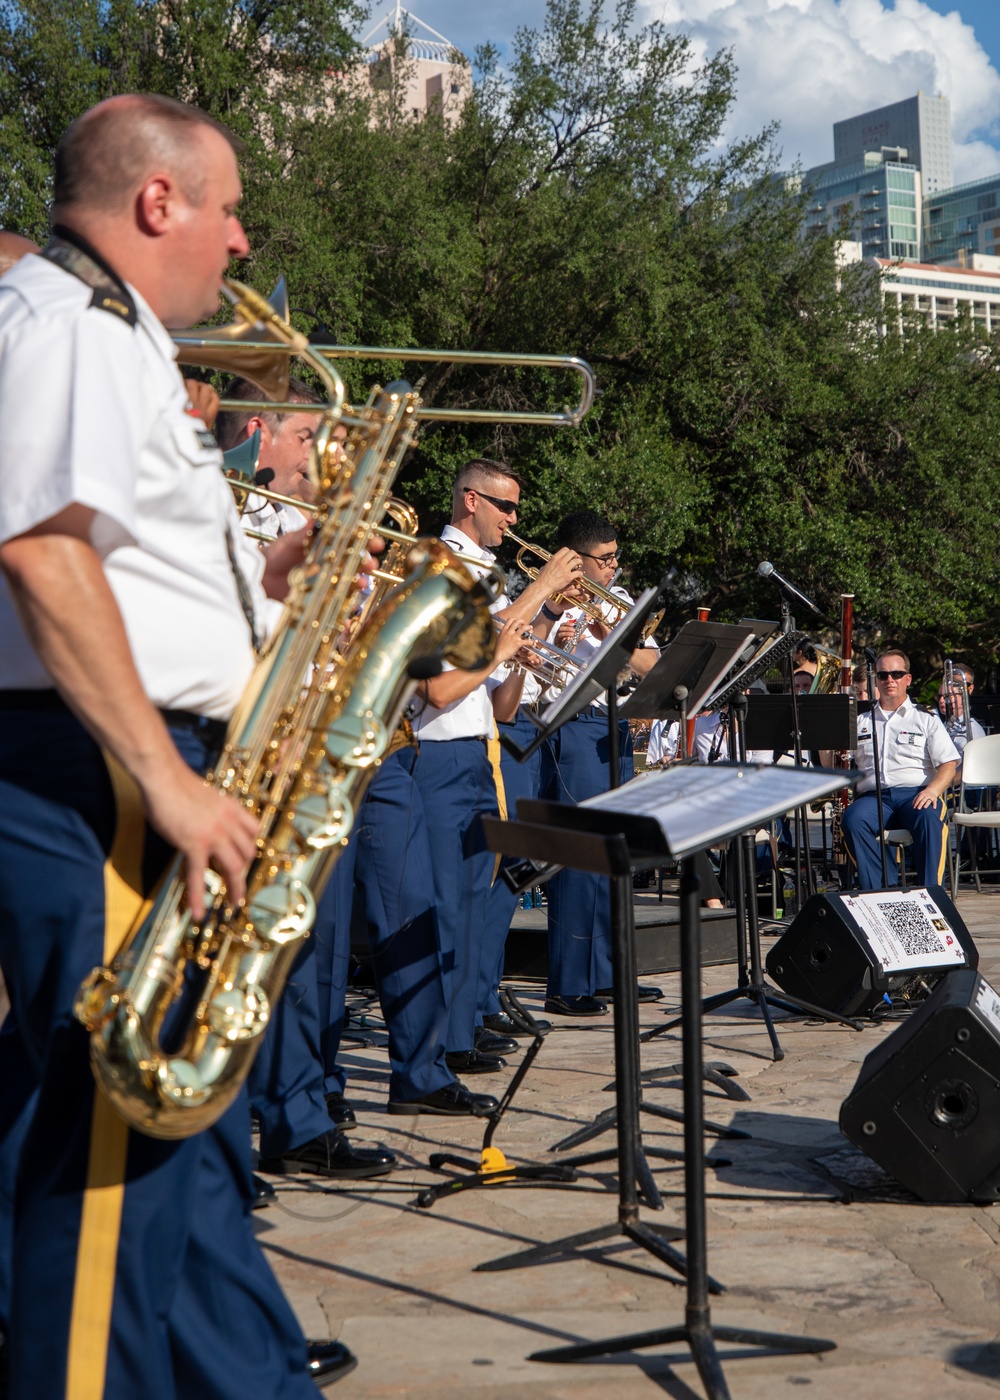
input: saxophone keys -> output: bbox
[325,709,386,767]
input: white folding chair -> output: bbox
[950,734,1000,895]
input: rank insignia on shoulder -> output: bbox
[195,429,217,450]
[95,293,135,322]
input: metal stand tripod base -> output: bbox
[642,980,863,1063]
[552,1099,748,1154]
[417,1153,577,1209]
[528,857,836,1399]
[530,1312,836,1400]
[475,1216,722,1291]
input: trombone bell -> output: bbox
[174,278,292,401]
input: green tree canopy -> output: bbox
[1,0,997,675]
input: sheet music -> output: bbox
[580,761,855,857]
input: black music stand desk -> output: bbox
[485,763,844,1400]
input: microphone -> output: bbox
[757,561,821,615]
[254,468,275,488]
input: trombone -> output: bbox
[174,278,596,430]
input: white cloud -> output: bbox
[645,0,1000,185]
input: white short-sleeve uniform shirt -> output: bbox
[0,251,268,720]
[855,698,960,794]
[408,522,509,742]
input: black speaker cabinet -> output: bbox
[765,885,977,1017]
[840,968,1000,1203]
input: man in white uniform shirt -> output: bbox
[542,510,659,1014]
[841,649,958,889]
[0,95,333,1398]
[403,459,584,1072]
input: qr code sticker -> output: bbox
[875,900,946,957]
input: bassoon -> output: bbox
[830,593,854,871]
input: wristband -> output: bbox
[541,602,563,622]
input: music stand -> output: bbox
[619,620,757,743]
[541,623,759,1139]
[510,765,840,1399]
[643,696,864,1058]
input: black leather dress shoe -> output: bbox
[259,1130,395,1179]
[483,1011,551,1037]
[324,1091,357,1132]
[474,1026,518,1056]
[387,1081,499,1116]
[252,1172,277,1209]
[445,1049,507,1074]
[306,1339,357,1387]
[544,994,608,1017]
[596,984,664,1002]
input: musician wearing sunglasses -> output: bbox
[840,649,959,890]
[404,459,585,1073]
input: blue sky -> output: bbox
[368,0,1000,185]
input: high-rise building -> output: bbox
[833,93,953,195]
[922,175,1000,265]
[804,157,921,261]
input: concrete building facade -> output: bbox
[833,93,953,195]
[874,257,1000,333]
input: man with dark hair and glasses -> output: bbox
[840,649,959,889]
[538,509,660,1015]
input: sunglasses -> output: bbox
[472,490,519,515]
[876,669,910,681]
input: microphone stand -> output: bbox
[781,598,816,907]
[864,649,890,888]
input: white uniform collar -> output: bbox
[875,696,913,722]
[441,522,496,564]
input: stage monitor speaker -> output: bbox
[765,885,977,1017]
[840,968,1000,1203]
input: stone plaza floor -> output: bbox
[259,886,1000,1399]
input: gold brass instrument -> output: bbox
[74,278,519,1140]
[173,280,595,429]
[504,530,626,627]
[943,658,972,745]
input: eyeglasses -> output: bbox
[472,490,519,516]
[580,550,620,566]
[876,669,910,681]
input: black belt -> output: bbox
[159,708,229,748]
[0,690,228,747]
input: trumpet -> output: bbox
[491,616,586,691]
[503,530,626,627]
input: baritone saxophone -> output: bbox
[74,279,525,1138]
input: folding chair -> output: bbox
[950,734,1000,895]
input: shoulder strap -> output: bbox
[40,225,137,327]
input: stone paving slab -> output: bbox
[258,888,1000,1399]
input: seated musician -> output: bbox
[839,649,958,890]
